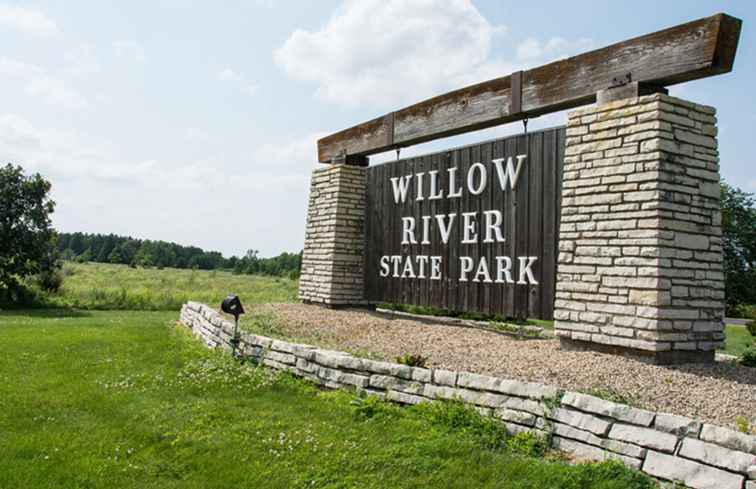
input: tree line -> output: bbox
[2,163,755,314]
[57,232,302,277]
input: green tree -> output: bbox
[0,164,58,300]
[721,182,756,312]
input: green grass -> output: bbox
[723,324,754,357]
[42,262,298,311]
[0,309,656,489]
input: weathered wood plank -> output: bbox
[318,13,741,163]
[364,127,565,319]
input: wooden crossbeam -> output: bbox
[317,13,741,164]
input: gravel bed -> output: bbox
[250,303,756,429]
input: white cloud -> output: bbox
[0,4,58,37]
[275,0,593,110]
[217,68,242,82]
[113,40,146,62]
[0,55,42,78]
[243,83,258,96]
[25,76,89,110]
[63,45,100,78]
[216,67,257,96]
[182,127,212,142]
[254,131,328,167]
[516,36,593,62]
[275,0,503,108]
[0,55,88,110]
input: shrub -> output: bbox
[37,267,64,292]
[351,394,398,420]
[747,320,756,338]
[506,431,548,457]
[740,346,756,368]
[413,399,510,450]
[572,459,657,488]
[395,353,428,367]
[735,416,753,434]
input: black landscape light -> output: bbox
[221,294,245,356]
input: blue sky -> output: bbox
[0,1,752,257]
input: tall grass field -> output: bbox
[46,262,298,311]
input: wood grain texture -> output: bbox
[318,13,741,163]
[363,127,565,319]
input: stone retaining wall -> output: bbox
[180,302,755,489]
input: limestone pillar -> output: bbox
[298,163,368,306]
[554,93,724,364]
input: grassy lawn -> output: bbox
[44,262,297,311]
[724,324,754,357]
[0,309,655,489]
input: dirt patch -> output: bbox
[247,303,756,429]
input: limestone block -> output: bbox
[369,375,425,395]
[653,413,701,437]
[608,423,677,452]
[699,424,756,455]
[678,438,756,474]
[561,392,655,427]
[360,359,413,379]
[494,408,537,427]
[552,422,645,459]
[549,408,611,436]
[386,390,428,405]
[642,450,744,489]
[432,369,457,387]
[552,436,641,469]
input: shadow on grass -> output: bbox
[0,307,93,318]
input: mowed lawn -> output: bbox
[0,309,656,489]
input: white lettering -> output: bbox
[435,214,456,244]
[390,175,412,204]
[416,256,429,278]
[447,167,462,198]
[415,172,425,201]
[428,170,443,200]
[379,256,390,277]
[472,256,492,283]
[495,256,514,283]
[421,215,431,245]
[401,217,417,244]
[461,212,477,244]
[492,155,526,191]
[430,256,442,280]
[517,256,539,284]
[391,255,402,277]
[483,210,505,243]
[467,162,487,195]
[459,256,474,281]
[401,258,416,278]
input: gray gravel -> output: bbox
[252,303,756,429]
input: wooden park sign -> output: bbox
[364,128,564,319]
[299,12,742,355]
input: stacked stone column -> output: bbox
[554,93,724,364]
[298,164,367,306]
